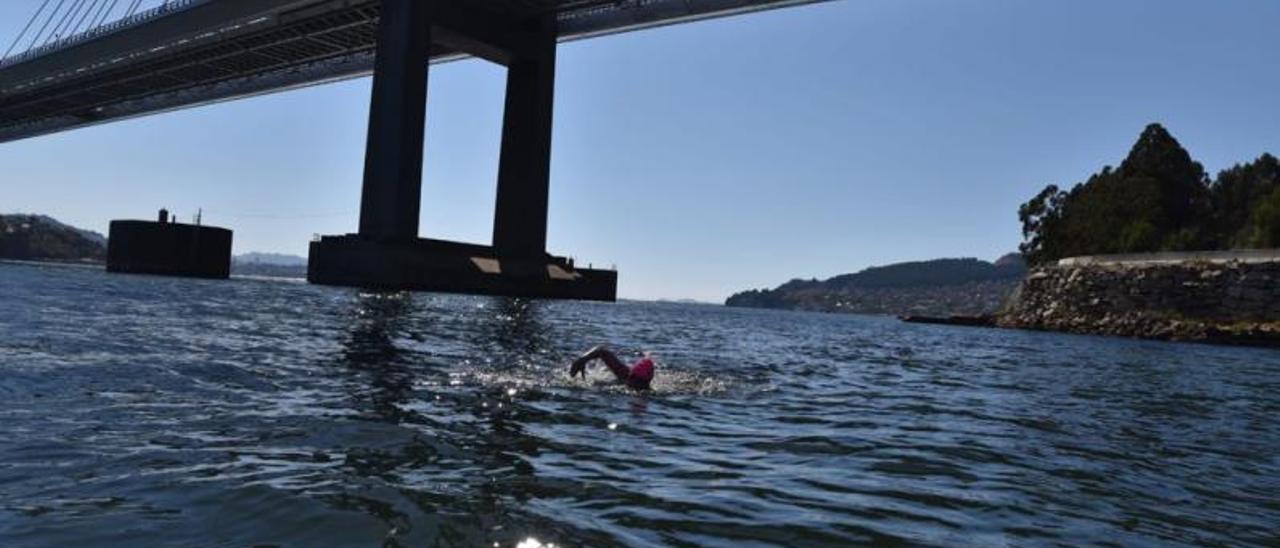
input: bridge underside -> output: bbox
[0,0,825,144]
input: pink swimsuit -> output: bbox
[627,358,655,389]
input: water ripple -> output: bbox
[1,262,1279,546]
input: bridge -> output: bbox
[0,0,830,300]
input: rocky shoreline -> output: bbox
[996,259,1280,347]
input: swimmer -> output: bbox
[569,345,655,391]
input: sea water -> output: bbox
[1,262,1277,546]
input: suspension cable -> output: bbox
[46,0,90,45]
[2,0,54,61]
[28,0,70,50]
[97,0,130,29]
[125,0,145,18]
[73,0,108,36]
[89,0,122,31]
[39,0,72,45]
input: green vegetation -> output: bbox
[0,214,106,261]
[1019,124,1280,265]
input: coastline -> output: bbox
[995,253,1280,348]
[0,258,104,269]
[890,252,1280,349]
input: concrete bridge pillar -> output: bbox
[307,2,615,300]
[494,17,557,258]
[357,0,432,242]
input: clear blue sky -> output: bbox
[2,0,1278,301]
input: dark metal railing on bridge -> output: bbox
[0,0,211,69]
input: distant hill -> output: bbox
[726,255,1026,316]
[235,252,306,266]
[232,252,307,278]
[0,214,105,262]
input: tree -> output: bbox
[1018,184,1065,265]
[1016,124,1218,265]
[1210,153,1280,247]
[1241,186,1280,248]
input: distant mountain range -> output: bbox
[0,214,106,262]
[726,254,1026,316]
[232,252,307,278]
[234,252,307,266]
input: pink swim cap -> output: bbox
[629,358,655,387]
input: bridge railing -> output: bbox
[0,0,213,69]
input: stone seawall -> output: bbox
[997,260,1280,346]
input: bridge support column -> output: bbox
[358,0,432,242]
[307,4,615,301]
[493,18,556,258]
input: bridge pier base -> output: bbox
[307,236,616,300]
[308,1,616,301]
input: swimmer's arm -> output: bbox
[570,345,631,382]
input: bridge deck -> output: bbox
[0,0,825,143]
